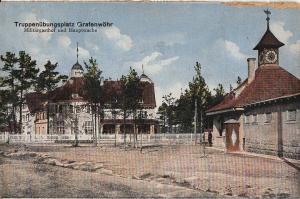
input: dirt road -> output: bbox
[1,143,299,198]
[0,145,217,198]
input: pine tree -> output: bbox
[15,51,39,134]
[83,57,103,146]
[120,67,142,148]
[237,76,242,85]
[188,62,210,142]
[162,93,175,133]
[36,60,67,135]
[0,52,19,133]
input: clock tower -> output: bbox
[253,10,284,66]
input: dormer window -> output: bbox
[72,93,79,99]
[138,98,144,104]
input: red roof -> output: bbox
[50,77,86,102]
[101,80,156,108]
[25,77,156,111]
[253,28,284,50]
[25,92,47,113]
[207,64,300,113]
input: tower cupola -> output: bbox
[140,64,153,83]
[254,9,284,66]
[70,42,84,78]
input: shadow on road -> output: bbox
[280,157,300,171]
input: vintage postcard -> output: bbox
[0,1,299,198]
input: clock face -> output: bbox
[265,50,278,63]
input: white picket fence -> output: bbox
[0,133,202,145]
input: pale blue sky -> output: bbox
[1,2,300,106]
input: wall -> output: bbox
[244,100,300,159]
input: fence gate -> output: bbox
[224,119,240,152]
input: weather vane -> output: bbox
[264,9,271,29]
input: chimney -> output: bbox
[247,58,256,84]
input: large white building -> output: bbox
[22,58,157,136]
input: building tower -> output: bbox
[70,42,84,78]
[253,9,285,66]
[140,64,153,83]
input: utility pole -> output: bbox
[194,98,197,145]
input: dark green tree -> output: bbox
[84,57,103,146]
[120,67,142,148]
[16,51,39,134]
[157,102,168,133]
[187,62,210,141]
[0,89,11,132]
[208,83,226,107]
[162,93,176,133]
[237,76,242,85]
[36,60,67,135]
[174,92,193,133]
[0,52,19,133]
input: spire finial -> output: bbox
[142,64,145,74]
[264,9,271,30]
[76,42,79,62]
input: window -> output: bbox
[71,121,76,134]
[69,105,74,113]
[26,114,30,121]
[84,121,93,134]
[49,104,53,113]
[138,98,144,104]
[252,114,257,124]
[244,115,250,124]
[56,121,65,134]
[287,110,296,121]
[265,113,272,123]
[86,105,91,114]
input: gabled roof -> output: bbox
[102,80,156,108]
[207,64,300,113]
[25,92,47,113]
[50,77,86,102]
[253,28,284,50]
[25,77,157,111]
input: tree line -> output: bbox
[157,62,227,135]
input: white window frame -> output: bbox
[244,115,250,124]
[84,121,93,134]
[265,112,272,123]
[252,114,257,124]
[287,110,296,121]
[56,121,65,134]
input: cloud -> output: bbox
[57,35,91,61]
[103,26,133,51]
[270,21,293,44]
[223,40,247,60]
[156,33,186,47]
[131,52,179,75]
[155,82,186,108]
[21,12,53,42]
[288,39,300,56]
[58,35,71,48]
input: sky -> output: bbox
[0,2,300,107]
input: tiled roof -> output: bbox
[101,80,156,107]
[253,28,284,50]
[25,92,47,113]
[50,77,86,102]
[25,77,156,112]
[207,64,300,113]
